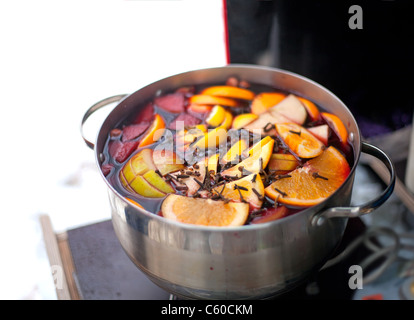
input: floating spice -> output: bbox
[312,172,329,180]
[274,187,287,197]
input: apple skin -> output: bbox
[269,94,307,125]
[307,124,329,145]
[250,206,289,224]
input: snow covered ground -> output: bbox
[0,0,227,300]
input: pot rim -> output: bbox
[94,64,362,231]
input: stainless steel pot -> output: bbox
[81,65,395,299]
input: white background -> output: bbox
[0,0,227,299]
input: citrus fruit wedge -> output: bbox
[206,105,226,127]
[267,153,300,172]
[251,92,286,115]
[212,174,265,209]
[264,146,350,207]
[221,139,248,164]
[232,113,258,129]
[161,194,249,227]
[321,112,348,144]
[189,94,239,107]
[192,127,227,150]
[138,114,166,148]
[298,97,320,121]
[276,123,324,158]
[201,85,255,100]
[221,136,274,178]
[217,110,233,130]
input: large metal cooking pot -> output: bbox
[81,65,395,299]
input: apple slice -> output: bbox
[221,137,274,178]
[250,206,289,224]
[143,170,175,194]
[243,112,290,135]
[121,148,157,186]
[128,175,166,198]
[307,124,329,145]
[269,94,307,125]
[170,159,207,196]
[152,149,185,176]
[268,153,300,172]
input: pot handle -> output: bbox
[80,94,128,150]
[311,141,396,226]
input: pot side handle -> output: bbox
[311,141,396,226]
[80,94,128,150]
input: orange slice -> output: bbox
[161,194,249,226]
[206,105,226,127]
[189,94,239,107]
[251,92,286,115]
[138,114,166,148]
[321,112,348,144]
[265,146,350,207]
[201,85,255,100]
[212,174,265,209]
[276,123,324,158]
[298,97,320,121]
[221,139,248,164]
[218,110,233,130]
[221,136,274,178]
[126,198,145,209]
[232,113,258,129]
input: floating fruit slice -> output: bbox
[143,170,175,194]
[206,105,226,127]
[221,139,248,164]
[122,123,150,142]
[218,110,233,130]
[121,148,156,179]
[212,174,265,209]
[243,111,290,135]
[207,153,220,174]
[189,94,239,107]
[125,198,145,209]
[265,146,350,206]
[269,94,307,125]
[267,153,300,172]
[168,113,201,130]
[138,114,166,148]
[201,85,255,100]
[298,97,320,121]
[193,127,227,150]
[152,149,185,176]
[232,113,258,129]
[251,92,286,115]
[170,159,207,196]
[154,93,185,113]
[127,175,166,198]
[276,123,324,159]
[321,112,348,144]
[307,124,329,145]
[221,137,274,178]
[161,194,249,226]
[187,103,212,113]
[248,135,273,158]
[250,206,289,224]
